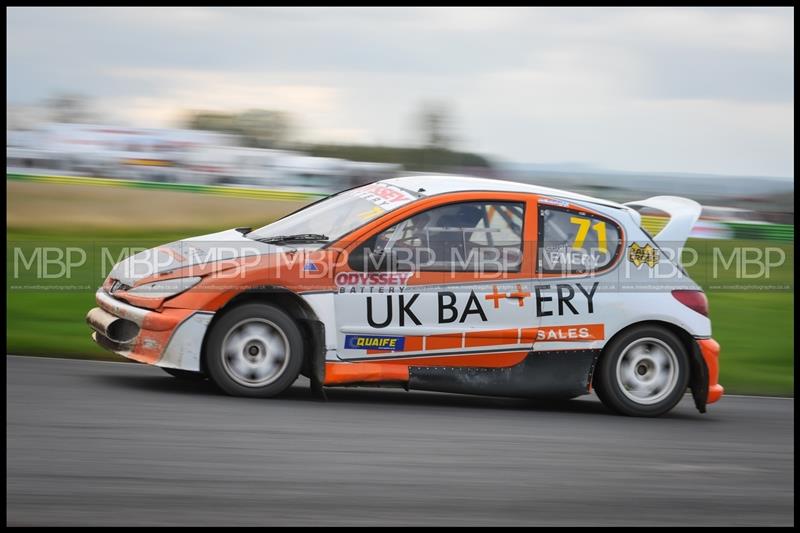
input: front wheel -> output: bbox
[594,325,689,417]
[204,303,304,398]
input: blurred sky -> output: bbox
[6,7,795,177]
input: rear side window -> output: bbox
[538,205,622,274]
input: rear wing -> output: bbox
[624,196,702,248]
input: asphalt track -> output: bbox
[6,355,794,526]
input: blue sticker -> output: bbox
[344,335,405,351]
[303,261,319,271]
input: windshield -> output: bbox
[248,182,420,243]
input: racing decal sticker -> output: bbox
[335,271,413,293]
[356,205,386,221]
[367,294,423,327]
[538,197,571,208]
[437,291,488,323]
[628,243,660,268]
[534,282,598,317]
[483,282,598,317]
[366,291,491,328]
[354,282,600,329]
[353,183,416,211]
[342,323,604,360]
[344,334,405,351]
[484,285,531,309]
[534,324,604,342]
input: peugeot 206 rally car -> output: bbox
[87,176,723,416]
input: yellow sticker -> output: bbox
[357,206,385,220]
[628,243,660,268]
[570,217,608,253]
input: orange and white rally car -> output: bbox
[87,176,723,416]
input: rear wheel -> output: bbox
[205,303,304,398]
[594,325,689,417]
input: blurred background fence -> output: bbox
[7,114,795,233]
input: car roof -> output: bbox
[382,174,627,210]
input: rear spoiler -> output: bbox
[624,196,702,248]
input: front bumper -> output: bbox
[87,289,212,371]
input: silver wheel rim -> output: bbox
[615,337,679,405]
[221,318,290,387]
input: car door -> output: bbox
[333,193,538,365]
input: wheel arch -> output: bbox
[594,319,708,413]
[199,287,326,388]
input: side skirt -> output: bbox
[407,349,601,399]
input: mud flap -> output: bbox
[298,319,327,401]
[408,350,600,399]
[688,340,709,414]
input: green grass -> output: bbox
[681,239,794,395]
[702,292,793,395]
[6,230,794,395]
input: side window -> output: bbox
[350,201,525,272]
[538,205,622,274]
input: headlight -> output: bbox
[127,277,202,299]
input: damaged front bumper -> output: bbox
[87,289,213,372]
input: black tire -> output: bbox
[161,367,207,381]
[204,303,304,398]
[594,325,689,417]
